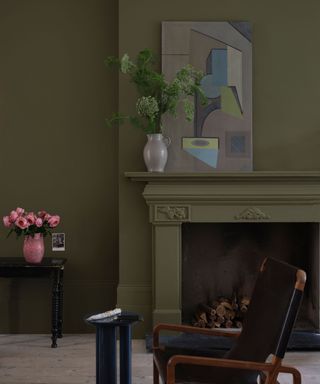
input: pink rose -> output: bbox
[35,218,43,227]
[26,212,36,225]
[48,215,60,228]
[16,207,25,215]
[9,210,18,223]
[15,216,29,229]
[3,216,11,228]
[44,213,51,221]
[37,210,47,218]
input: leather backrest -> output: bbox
[226,257,304,362]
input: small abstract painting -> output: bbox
[162,21,252,171]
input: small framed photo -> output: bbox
[52,233,65,251]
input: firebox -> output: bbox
[182,222,319,331]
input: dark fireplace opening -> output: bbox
[182,222,319,331]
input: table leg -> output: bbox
[96,326,117,384]
[120,325,132,384]
[57,268,64,338]
[51,269,61,348]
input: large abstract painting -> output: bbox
[162,21,252,171]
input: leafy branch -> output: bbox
[105,49,207,134]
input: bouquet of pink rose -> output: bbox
[3,207,60,238]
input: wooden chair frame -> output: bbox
[153,264,306,384]
[153,323,301,384]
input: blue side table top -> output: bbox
[86,311,143,327]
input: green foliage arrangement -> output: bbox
[105,49,207,134]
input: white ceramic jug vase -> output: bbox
[143,133,170,172]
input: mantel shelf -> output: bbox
[125,171,320,183]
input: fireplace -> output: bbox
[125,171,320,332]
[182,222,319,330]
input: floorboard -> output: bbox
[0,334,318,383]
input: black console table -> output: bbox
[0,257,67,348]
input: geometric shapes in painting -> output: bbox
[200,74,219,99]
[227,46,243,108]
[194,96,221,137]
[200,47,242,108]
[225,131,251,158]
[182,137,219,168]
[211,48,228,87]
[220,86,243,118]
[231,135,245,153]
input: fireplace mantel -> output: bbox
[126,171,320,222]
[125,171,320,183]
[125,171,320,327]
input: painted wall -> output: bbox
[1,0,320,336]
[0,0,118,332]
[117,0,320,336]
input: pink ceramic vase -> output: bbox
[23,233,45,263]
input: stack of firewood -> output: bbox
[192,296,250,329]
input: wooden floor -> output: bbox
[0,334,319,383]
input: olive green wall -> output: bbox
[2,0,320,337]
[117,0,320,336]
[0,0,118,332]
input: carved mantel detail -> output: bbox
[235,207,271,220]
[155,205,190,222]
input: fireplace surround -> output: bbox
[125,171,320,331]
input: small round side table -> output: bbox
[86,311,143,384]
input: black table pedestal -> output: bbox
[87,311,143,384]
[120,325,132,384]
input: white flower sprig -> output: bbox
[136,96,159,120]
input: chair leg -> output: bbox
[265,372,279,384]
[279,366,301,384]
[291,370,301,384]
[153,360,159,384]
[266,368,301,384]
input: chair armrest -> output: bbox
[166,355,301,384]
[153,323,240,348]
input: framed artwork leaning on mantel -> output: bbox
[162,21,252,172]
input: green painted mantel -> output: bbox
[125,171,320,182]
[125,171,320,327]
